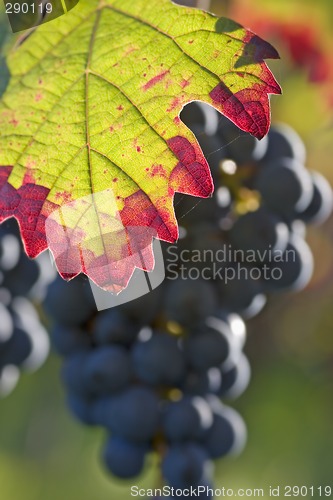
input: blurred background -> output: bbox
[1,0,333,498]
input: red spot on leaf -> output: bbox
[148,164,167,178]
[113,178,118,183]
[25,158,36,169]
[143,70,169,91]
[136,146,141,153]
[35,93,43,102]
[123,46,137,57]
[9,119,19,127]
[165,79,173,90]
[117,105,124,111]
[55,191,72,203]
[180,79,190,89]
[167,97,181,113]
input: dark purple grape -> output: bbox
[52,324,91,356]
[0,327,32,368]
[103,436,148,479]
[261,123,306,164]
[297,171,333,224]
[83,345,132,394]
[132,330,185,387]
[162,395,213,442]
[162,443,213,490]
[94,309,138,346]
[44,275,96,326]
[201,397,247,458]
[184,321,233,372]
[164,279,218,327]
[255,158,313,217]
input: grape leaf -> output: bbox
[0,0,281,292]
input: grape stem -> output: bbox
[195,0,212,9]
[179,0,212,9]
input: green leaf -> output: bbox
[0,0,281,292]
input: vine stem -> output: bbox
[196,0,212,10]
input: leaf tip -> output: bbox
[245,33,281,61]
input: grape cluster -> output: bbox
[45,275,249,497]
[0,219,50,397]
[43,103,331,497]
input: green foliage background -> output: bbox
[1,1,333,499]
